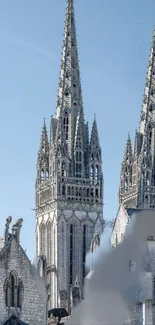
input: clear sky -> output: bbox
[0,0,155,261]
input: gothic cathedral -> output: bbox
[35,0,103,312]
[119,30,155,209]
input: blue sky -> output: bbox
[0,0,155,261]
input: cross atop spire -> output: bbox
[56,0,83,122]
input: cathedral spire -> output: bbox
[56,0,83,126]
[35,0,103,310]
[119,29,155,209]
[139,29,155,134]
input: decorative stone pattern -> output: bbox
[119,30,155,210]
[0,218,46,325]
[35,0,103,312]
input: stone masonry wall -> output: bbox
[0,236,46,325]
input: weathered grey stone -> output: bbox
[0,218,47,325]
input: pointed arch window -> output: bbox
[70,224,73,285]
[75,151,82,178]
[71,186,74,195]
[148,125,152,148]
[61,161,66,177]
[63,116,69,140]
[125,178,128,192]
[90,165,95,180]
[47,222,52,266]
[153,276,155,301]
[41,169,44,182]
[40,224,45,255]
[17,280,24,309]
[145,171,150,186]
[4,279,9,307]
[83,224,86,281]
[45,169,49,180]
[95,189,99,198]
[62,185,66,195]
[95,165,99,184]
[4,272,24,309]
[10,273,15,307]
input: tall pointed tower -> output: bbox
[119,29,155,209]
[35,0,103,311]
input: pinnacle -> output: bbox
[124,133,132,160]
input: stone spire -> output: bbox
[119,29,155,209]
[37,119,49,185]
[139,29,155,135]
[35,0,104,311]
[55,0,83,155]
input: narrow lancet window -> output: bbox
[10,274,15,307]
[63,116,69,140]
[70,224,73,285]
[83,224,86,283]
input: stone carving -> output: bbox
[12,218,23,243]
[4,216,12,244]
[59,289,68,300]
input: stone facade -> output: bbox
[119,30,155,209]
[35,0,103,312]
[0,217,46,325]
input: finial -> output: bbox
[12,218,23,243]
[94,113,96,121]
[4,216,12,245]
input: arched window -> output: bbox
[125,178,128,192]
[75,151,82,178]
[146,171,150,186]
[4,279,9,307]
[70,224,73,285]
[40,224,45,255]
[153,276,155,301]
[62,162,66,177]
[4,272,24,309]
[10,273,15,307]
[17,280,24,309]
[47,222,52,266]
[67,186,70,195]
[62,185,66,195]
[83,224,87,281]
[95,189,99,198]
[149,127,152,147]
[90,165,94,180]
[46,169,49,180]
[41,169,44,182]
[95,165,99,183]
[63,116,69,140]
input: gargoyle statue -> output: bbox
[12,218,23,243]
